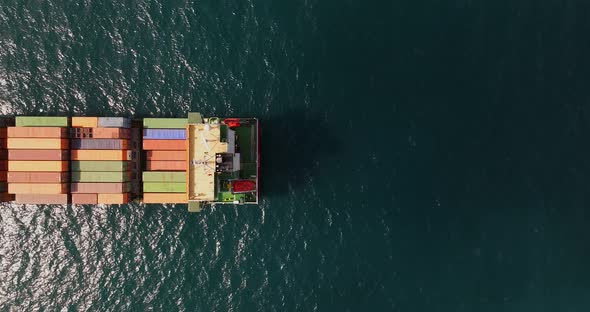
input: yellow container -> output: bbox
[7,138,69,150]
[143,193,188,203]
[72,117,98,128]
[97,193,129,204]
[9,161,68,172]
[8,183,68,194]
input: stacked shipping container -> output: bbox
[70,117,132,204]
[0,118,14,202]
[8,117,70,204]
[142,118,188,203]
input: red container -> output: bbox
[0,171,6,181]
[72,194,98,204]
[70,182,131,193]
[7,127,68,138]
[146,161,186,171]
[15,194,68,204]
[143,140,186,150]
[0,193,14,202]
[0,128,6,138]
[146,150,186,161]
[8,172,69,183]
[8,150,69,160]
[0,161,6,171]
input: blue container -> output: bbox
[143,129,187,140]
[98,117,131,128]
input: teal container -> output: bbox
[71,171,130,182]
[15,116,69,127]
[143,182,186,193]
[143,118,188,129]
[142,171,186,183]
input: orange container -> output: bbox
[146,161,186,171]
[15,194,68,204]
[8,150,69,160]
[71,117,98,128]
[8,172,68,183]
[143,140,186,150]
[71,194,98,204]
[71,150,131,160]
[143,193,187,203]
[7,138,69,149]
[146,150,186,161]
[8,183,68,194]
[93,128,130,139]
[9,161,68,172]
[97,193,129,204]
[7,127,68,138]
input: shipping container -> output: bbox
[142,171,186,183]
[146,161,186,171]
[9,161,68,172]
[142,193,187,203]
[0,139,5,148]
[0,193,15,202]
[8,183,68,194]
[143,182,186,193]
[71,117,98,128]
[71,171,131,182]
[0,171,6,181]
[15,116,69,127]
[0,182,7,192]
[0,150,8,160]
[15,194,68,204]
[71,139,129,150]
[143,139,186,150]
[97,117,131,128]
[69,128,131,139]
[143,129,187,140]
[71,150,131,161]
[71,194,98,204]
[71,161,129,172]
[0,128,6,138]
[71,182,131,193]
[143,118,188,129]
[146,150,186,161]
[97,193,129,204]
[8,172,68,183]
[0,162,6,171]
[7,127,68,138]
[7,138,69,150]
[8,150,69,160]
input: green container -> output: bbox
[72,171,130,182]
[142,171,186,183]
[143,118,188,129]
[16,116,69,127]
[143,182,186,193]
[72,161,128,172]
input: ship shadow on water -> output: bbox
[260,109,342,197]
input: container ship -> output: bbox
[0,113,259,212]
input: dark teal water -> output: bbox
[2,0,590,311]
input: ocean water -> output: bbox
[2,0,590,311]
